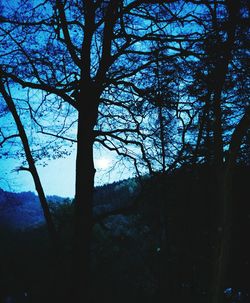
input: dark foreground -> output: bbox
[0,165,249,303]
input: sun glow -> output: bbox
[95,157,111,170]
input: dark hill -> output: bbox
[0,166,249,303]
[0,177,140,230]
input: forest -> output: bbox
[0,0,249,302]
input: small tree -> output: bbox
[0,79,57,243]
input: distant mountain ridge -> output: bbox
[0,188,44,229]
[0,188,74,229]
[0,178,140,230]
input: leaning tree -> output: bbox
[0,79,58,243]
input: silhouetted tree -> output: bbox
[1,1,249,302]
[183,1,250,301]
[0,79,57,243]
[0,1,186,301]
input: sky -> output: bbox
[0,147,134,198]
[0,0,164,197]
[0,84,135,197]
[0,85,137,197]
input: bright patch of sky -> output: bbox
[0,152,76,197]
[0,146,135,198]
[0,87,135,197]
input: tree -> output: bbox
[0,79,57,243]
[1,1,248,301]
[184,1,250,301]
[0,1,185,301]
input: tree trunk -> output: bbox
[211,108,250,303]
[0,81,57,243]
[70,90,99,302]
[210,2,240,301]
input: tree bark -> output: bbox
[70,87,99,302]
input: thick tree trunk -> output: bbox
[70,90,99,302]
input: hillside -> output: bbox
[0,166,249,303]
[0,188,70,229]
[0,177,140,230]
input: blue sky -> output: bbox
[0,86,135,197]
[0,153,76,197]
[0,147,134,197]
[0,85,138,197]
